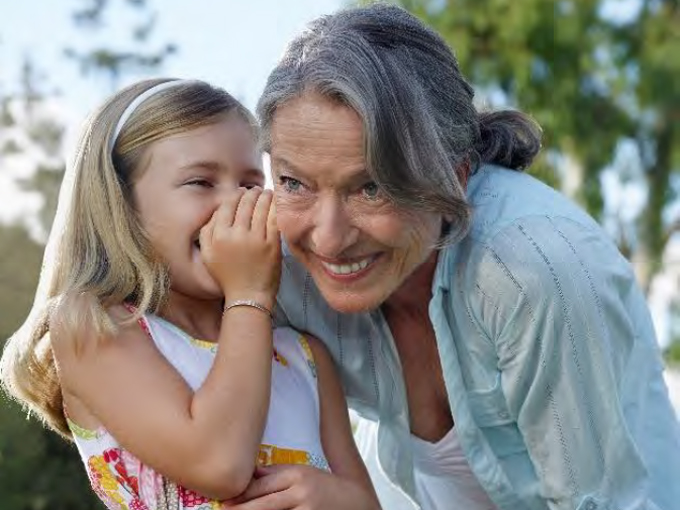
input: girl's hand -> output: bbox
[222,465,382,510]
[200,187,281,310]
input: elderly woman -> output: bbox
[249,4,680,510]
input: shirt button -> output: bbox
[498,411,510,419]
[584,501,597,510]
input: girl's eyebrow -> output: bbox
[242,167,266,181]
[177,160,264,180]
[177,160,221,173]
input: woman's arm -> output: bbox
[477,215,677,510]
[312,335,380,505]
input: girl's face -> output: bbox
[133,116,264,302]
[269,93,442,313]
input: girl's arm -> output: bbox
[53,188,279,501]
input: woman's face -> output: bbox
[269,92,442,313]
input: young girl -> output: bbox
[0,79,379,510]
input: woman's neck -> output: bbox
[159,292,223,342]
[382,250,439,319]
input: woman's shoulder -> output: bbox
[443,212,637,344]
[458,167,623,280]
[442,167,636,319]
[467,165,603,243]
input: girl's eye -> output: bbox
[242,182,262,190]
[361,181,381,200]
[186,178,213,188]
[278,176,303,193]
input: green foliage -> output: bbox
[0,225,103,509]
[0,399,103,510]
[65,0,177,91]
[21,166,64,238]
[664,297,680,367]
[664,340,680,366]
[8,59,67,235]
[0,225,42,341]
[391,0,680,291]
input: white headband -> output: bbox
[110,79,194,147]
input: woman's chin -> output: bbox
[318,289,382,314]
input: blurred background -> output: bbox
[0,0,678,507]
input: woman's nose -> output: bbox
[309,197,358,258]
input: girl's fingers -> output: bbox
[201,188,246,255]
[234,466,290,501]
[213,187,247,230]
[226,490,292,510]
[233,187,263,229]
[199,209,216,252]
[250,189,274,237]
[265,197,278,243]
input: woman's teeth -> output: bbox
[321,257,372,275]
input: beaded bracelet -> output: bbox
[223,299,273,319]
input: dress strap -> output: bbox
[121,303,152,340]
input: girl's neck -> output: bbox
[159,292,223,342]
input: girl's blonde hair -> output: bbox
[0,78,255,438]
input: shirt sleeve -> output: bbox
[473,214,666,510]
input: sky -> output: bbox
[1,0,345,112]
[0,0,344,226]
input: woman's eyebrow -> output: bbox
[271,156,369,183]
[270,156,302,175]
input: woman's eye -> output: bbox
[278,176,303,193]
[361,181,381,200]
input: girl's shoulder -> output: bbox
[272,327,334,381]
[50,298,152,389]
[271,327,319,376]
[51,297,120,351]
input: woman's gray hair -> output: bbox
[257,2,541,243]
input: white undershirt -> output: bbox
[353,416,498,510]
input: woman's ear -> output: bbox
[455,159,471,192]
[439,214,453,240]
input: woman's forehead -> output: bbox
[270,94,363,162]
[271,93,361,138]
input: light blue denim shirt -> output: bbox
[275,164,680,510]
